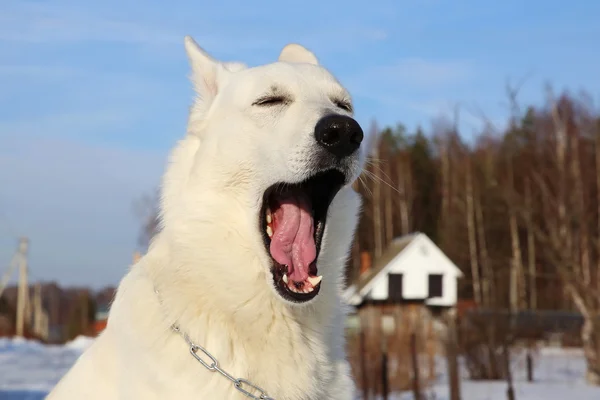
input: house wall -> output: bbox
[365,235,459,307]
[425,274,456,307]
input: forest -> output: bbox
[349,87,600,384]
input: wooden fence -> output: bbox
[345,303,447,399]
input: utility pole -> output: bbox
[15,237,29,338]
[33,282,44,338]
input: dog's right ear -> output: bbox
[184,36,246,106]
[184,36,224,104]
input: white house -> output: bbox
[343,232,463,308]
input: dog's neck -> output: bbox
[124,248,337,399]
[143,239,333,345]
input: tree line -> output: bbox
[351,87,600,384]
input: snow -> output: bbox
[0,336,93,400]
[0,337,599,399]
[63,335,95,351]
[384,347,600,400]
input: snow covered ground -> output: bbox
[424,347,599,400]
[389,347,600,400]
[0,336,93,400]
[1,337,599,399]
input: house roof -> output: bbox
[351,233,419,295]
[343,232,463,306]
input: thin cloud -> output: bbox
[0,65,85,80]
[343,58,479,133]
[0,2,179,45]
[0,1,390,59]
[362,58,474,90]
[297,27,388,54]
[343,57,472,114]
[0,109,138,138]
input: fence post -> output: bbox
[526,345,534,382]
[427,318,436,383]
[410,332,421,400]
[359,311,369,400]
[446,308,461,400]
[503,342,515,400]
[381,350,389,400]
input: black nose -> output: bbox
[314,115,364,159]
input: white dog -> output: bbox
[48,36,365,400]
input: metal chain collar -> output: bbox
[154,289,275,399]
[171,324,275,400]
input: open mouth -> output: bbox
[260,169,346,303]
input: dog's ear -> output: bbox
[184,36,246,105]
[184,36,222,99]
[278,44,319,65]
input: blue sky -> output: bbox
[1,0,599,288]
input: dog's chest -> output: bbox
[148,326,332,400]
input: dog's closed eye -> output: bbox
[332,99,353,113]
[252,95,291,107]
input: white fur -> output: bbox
[47,36,364,400]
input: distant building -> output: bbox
[343,232,464,308]
[92,286,115,336]
[92,305,109,336]
[343,233,464,392]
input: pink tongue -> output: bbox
[269,195,316,283]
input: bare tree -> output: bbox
[524,178,537,310]
[396,153,412,236]
[383,151,394,244]
[465,157,482,306]
[474,187,493,307]
[531,91,600,384]
[506,156,526,311]
[370,122,384,258]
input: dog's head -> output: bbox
[160,36,365,307]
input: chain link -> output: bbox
[154,288,275,399]
[172,325,275,400]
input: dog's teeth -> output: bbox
[307,275,323,287]
[266,226,273,237]
[282,274,288,284]
[266,208,272,224]
[306,286,314,293]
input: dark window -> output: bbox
[428,274,443,298]
[388,274,403,301]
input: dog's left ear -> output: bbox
[278,43,319,65]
